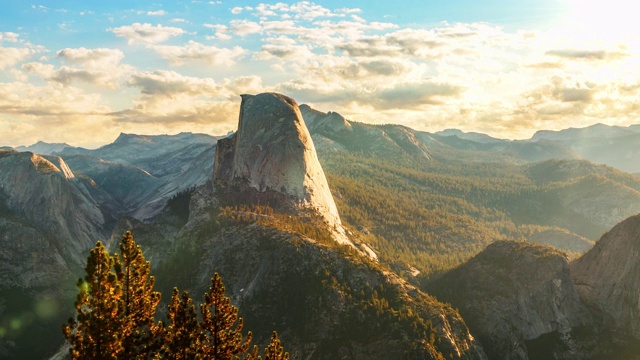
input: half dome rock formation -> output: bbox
[571,213,640,337]
[213,93,364,252]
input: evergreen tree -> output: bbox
[263,331,289,360]
[62,233,280,360]
[63,241,123,359]
[161,288,205,359]
[200,273,255,359]
[114,231,164,358]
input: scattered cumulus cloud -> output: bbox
[0,32,20,43]
[57,47,124,67]
[0,47,32,69]
[111,23,185,44]
[147,10,167,16]
[114,71,265,129]
[0,80,113,147]
[31,5,48,12]
[3,1,640,146]
[231,6,245,14]
[151,41,247,66]
[128,70,219,96]
[230,20,262,36]
[546,49,628,61]
[204,24,231,40]
[20,47,131,89]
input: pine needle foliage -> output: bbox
[114,231,164,358]
[263,331,289,360]
[63,232,287,360]
[161,288,205,359]
[62,241,123,359]
[200,273,256,360]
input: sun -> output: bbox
[564,0,637,43]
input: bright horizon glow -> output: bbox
[0,0,638,148]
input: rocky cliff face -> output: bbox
[146,183,487,360]
[0,151,105,266]
[429,241,589,360]
[571,214,640,337]
[0,150,110,358]
[59,132,218,221]
[213,93,355,248]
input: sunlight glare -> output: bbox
[565,0,637,42]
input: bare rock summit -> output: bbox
[213,93,367,253]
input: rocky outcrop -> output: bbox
[149,184,486,360]
[60,132,218,221]
[429,241,589,359]
[0,151,105,266]
[213,93,356,248]
[571,214,640,337]
[0,150,110,358]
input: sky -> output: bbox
[0,0,638,148]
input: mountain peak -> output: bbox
[15,141,72,155]
[213,93,363,251]
[113,132,153,144]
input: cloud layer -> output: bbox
[1,1,639,147]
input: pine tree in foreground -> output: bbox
[114,231,164,358]
[263,331,290,360]
[200,273,257,360]
[63,232,288,359]
[161,288,205,359]
[63,241,123,360]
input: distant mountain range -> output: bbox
[3,95,640,359]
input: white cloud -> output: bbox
[152,41,246,66]
[111,23,185,44]
[48,67,119,88]
[147,10,167,16]
[205,24,231,40]
[21,62,55,78]
[337,7,362,14]
[0,46,32,69]
[0,32,20,43]
[115,71,265,129]
[221,75,265,96]
[56,47,124,67]
[0,81,113,147]
[18,48,131,89]
[23,61,126,89]
[31,5,47,12]
[4,2,640,144]
[546,49,627,61]
[128,70,219,96]
[247,2,360,20]
[230,20,262,36]
[254,43,314,60]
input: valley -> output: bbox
[2,93,640,359]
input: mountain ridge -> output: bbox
[3,95,640,358]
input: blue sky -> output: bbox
[1,0,638,147]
